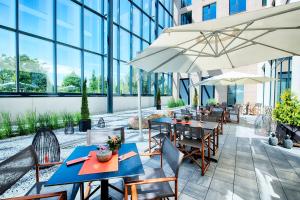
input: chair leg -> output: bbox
[148,128,151,153]
[124,184,128,200]
[175,179,178,200]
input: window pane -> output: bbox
[0,0,15,28]
[133,0,142,8]
[57,45,81,93]
[113,0,118,23]
[103,19,107,55]
[181,12,192,25]
[84,52,102,94]
[158,4,164,26]
[142,70,149,95]
[132,6,141,36]
[143,0,151,15]
[0,29,16,92]
[57,0,81,47]
[19,0,53,39]
[181,0,191,8]
[143,15,150,41]
[120,62,130,94]
[230,0,246,15]
[151,20,155,42]
[132,36,141,59]
[84,9,101,53]
[19,35,54,93]
[84,0,102,14]
[120,29,130,61]
[132,67,138,94]
[203,3,216,21]
[113,59,119,94]
[120,0,130,30]
[113,25,119,59]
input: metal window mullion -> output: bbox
[107,0,114,113]
[129,3,133,95]
[81,4,84,92]
[279,60,283,101]
[287,57,291,88]
[16,0,20,93]
[54,0,57,93]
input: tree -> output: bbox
[193,88,198,108]
[62,72,81,92]
[81,79,90,120]
[89,70,99,93]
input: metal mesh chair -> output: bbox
[0,145,79,200]
[96,117,106,128]
[124,137,184,200]
[64,122,74,135]
[32,128,60,164]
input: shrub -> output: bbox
[192,88,198,108]
[81,79,90,120]
[167,98,186,108]
[50,113,60,129]
[16,115,27,136]
[62,112,74,126]
[26,111,37,134]
[207,98,218,106]
[0,112,12,138]
[273,90,300,127]
[73,112,81,125]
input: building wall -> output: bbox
[0,96,172,119]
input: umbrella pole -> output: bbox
[137,71,144,141]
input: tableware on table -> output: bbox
[96,145,112,162]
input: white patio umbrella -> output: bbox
[131,2,300,140]
[191,71,276,86]
[129,2,300,73]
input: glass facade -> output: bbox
[181,11,192,25]
[203,3,216,21]
[227,85,244,106]
[262,0,267,7]
[0,0,173,96]
[229,0,246,15]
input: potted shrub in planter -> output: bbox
[192,88,198,109]
[79,79,91,132]
[156,88,161,110]
[273,90,300,144]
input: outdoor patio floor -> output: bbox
[1,107,300,200]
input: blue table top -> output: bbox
[46,143,144,186]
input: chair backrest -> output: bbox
[87,127,125,145]
[186,126,204,139]
[161,137,184,177]
[0,145,38,195]
[202,115,219,122]
[32,128,60,164]
[148,120,171,134]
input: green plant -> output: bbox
[273,90,300,127]
[0,112,12,138]
[81,79,90,120]
[73,112,81,125]
[156,88,161,106]
[26,111,37,133]
[50,113,60,129]
[62,112,74,126]
[107,135,122,151]
[193,88,198,108]
[167,98,186,108]
[37,113,51,129]
[16,115,27,136]
[207,98,218,106]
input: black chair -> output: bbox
[124,137,184,200]
[148,119,172,153]
[202,115,221,156]
[177,126,211,176]
[0,145,79,200]
[32,128,60,164]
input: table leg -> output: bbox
[101,180,109,200]
[80,182,84,200]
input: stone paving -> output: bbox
[1,107,300,200]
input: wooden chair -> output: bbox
[0,146,79,200]
[177,126,211,176]
[85,128,125,199]
[201,115,220,156]
[228,104,241,123]
[148,119,172,153]
[124,137,184,200]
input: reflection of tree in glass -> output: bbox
[0,54,16,92]
[120,70,130,95]
[62,71,81,92]
[89,70,100,93]
[19,55,49,92]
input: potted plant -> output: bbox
[273,90,300,144]
[107,135,122,154]
[79,79,91,132]
[192,88,198,109]
[156,88,161,110]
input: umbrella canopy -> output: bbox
[129,2,300,73]
[191,71,276,86]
